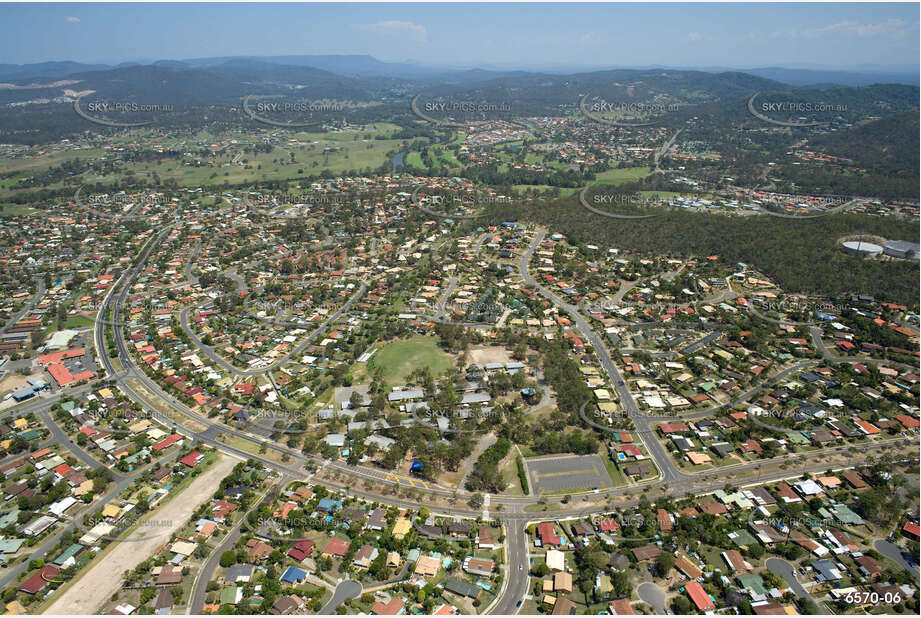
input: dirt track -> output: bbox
[43,453,239,615]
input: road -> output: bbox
[1,277,45,333]
[489,522,528,615]
[874,539,919,580]
[81,219,921,614]
[637,582,667,613]
[189,480,280,613]
[177,281,368,377]
[35,408,111,470]
[654,129,682,171]
[434,277,458,319]
[0,447,181,590]
[516,230,682,484]
[45,454,239,615]
[319,580,363,614]
[766,557,828,614]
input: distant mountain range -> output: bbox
[0,55,916,86]
[0,54,916,149]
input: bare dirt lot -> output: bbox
[43,453,240,615]
[0,372,31,397]
[466,345,514,366]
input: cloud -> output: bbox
[804,18,907,38]
[687,32,710,42]
[66,16,80,24]
[579,32,599,44]
[766,18,911,40]
[359,20,427,43]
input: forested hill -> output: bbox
[490,198,920,306]
[808,111,920,175]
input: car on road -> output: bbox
[519,564,522,570]
[516,601,522,608]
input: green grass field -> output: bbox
[404,151,425,169]
[0,204,40,216]
[511,185,579,197]
[432,146,461,168]
[364,335,453,385]
[590,166,653,185]
[0,124,407,199]
[64,315,95,329]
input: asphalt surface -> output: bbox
[766,557,828,614]
[489,522,528,615]
[34,408,108,470]
[874,539,920,580]
[189,482,280,613]
[75,219,920,614]
[178,281,368,376]
[528,454,611,493]
[637,581,667,613]
[1,277,45,333]
[319,580,363,614]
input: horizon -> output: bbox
[6,55,921,75]
[1,2,918,70]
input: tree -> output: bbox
[655,552,675,578]
[219,550,236,568]
[468,493,484,509]
[672,595,692,614]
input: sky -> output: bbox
[0,2,918,70]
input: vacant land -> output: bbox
[466,345,514,366]
[43,453,239,615]
[590,165,652,185]
[364,335,453,385]
[0,373,30,397]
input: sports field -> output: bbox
[365,335,453,385]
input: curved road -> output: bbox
[83,219,920,614]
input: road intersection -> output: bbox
[28,218,908,614]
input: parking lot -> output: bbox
[527,454,612,494]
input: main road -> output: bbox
[516,230,682,484]
[85,220,918,614]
